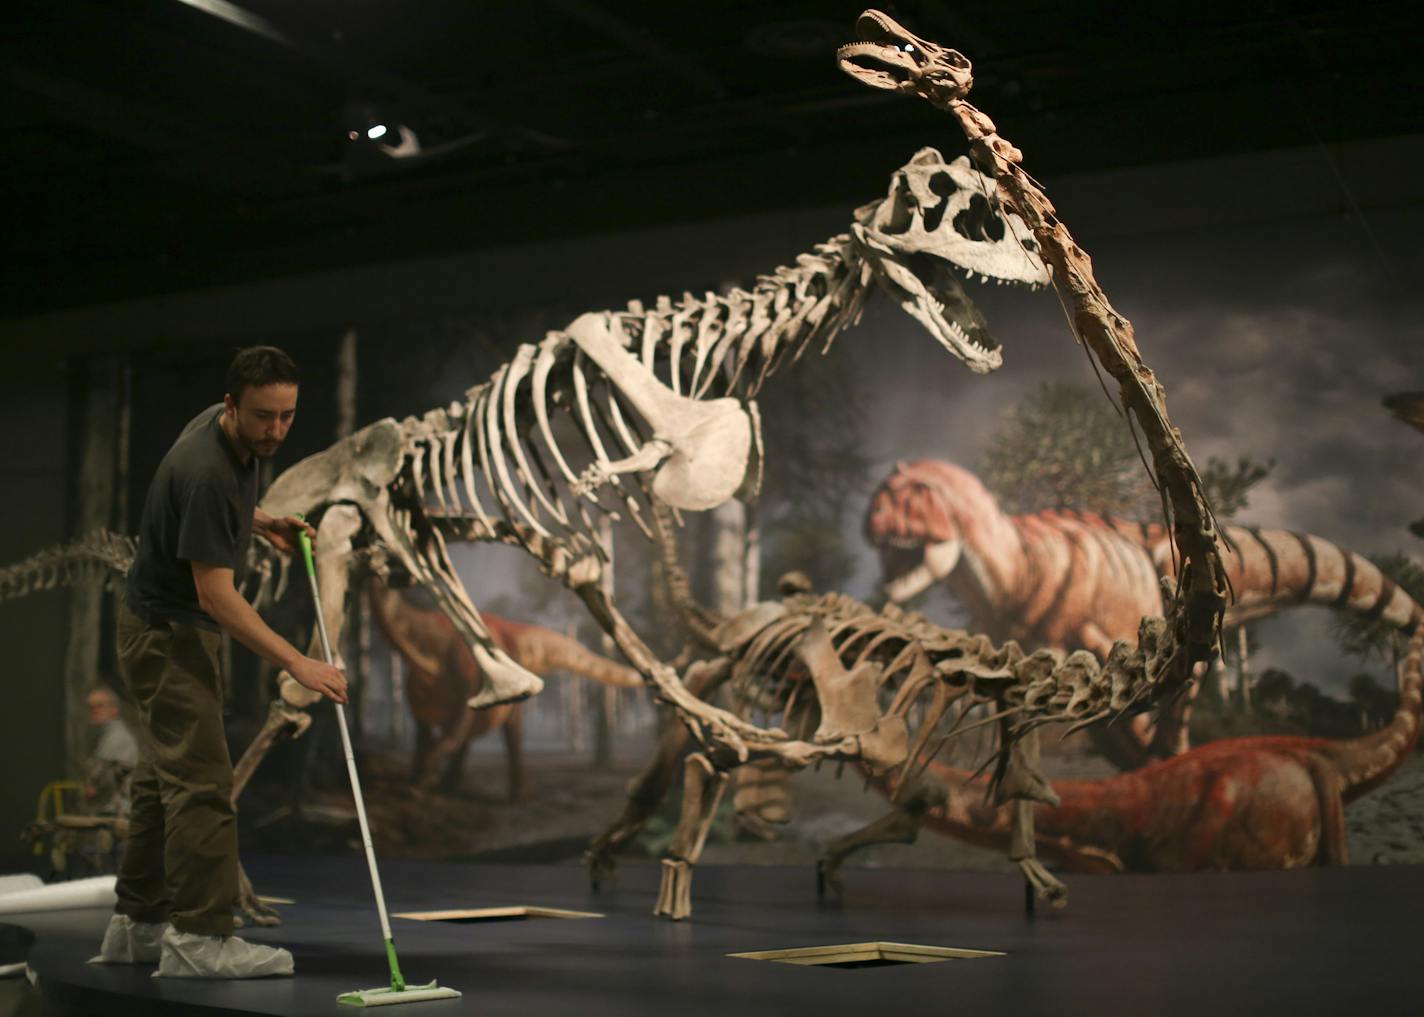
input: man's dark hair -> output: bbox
[226,346,299,404]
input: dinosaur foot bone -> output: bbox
[815,857,847,900]
[235,864,282,928]
[1018,858,1067,909]
[465,644,545,709]
[584,846,619,892]
[654,859,694,920]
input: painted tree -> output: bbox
[979,382,1273,520]
[755,348,873,595]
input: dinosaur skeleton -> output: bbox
[255,146,1048,773]
[11,17,1229,920]
[5,144,1051,920]
[0,530,135,602]
[600,465,1421,915]
[587,504,1207,917]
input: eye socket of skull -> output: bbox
[952,193,1006,244]
[918,172,957,233]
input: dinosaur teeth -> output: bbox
[883,536,923,550]
[884,561,935,602]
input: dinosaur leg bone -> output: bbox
[653,753,730,920]
[364,500,544,709]
[998,726,1067,909]
[277,505,363,709]
[816,774,946,898]
[234,864,281,929]
[229,699,312,927]
[237,506,362,927]
[241,513,382,926]
[1010,800,1067,909]
[994,724,1060,808]
[564,312,752,511]
[586,658,732,889]
[232,700,313,802]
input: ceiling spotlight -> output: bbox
[366,124,388,141]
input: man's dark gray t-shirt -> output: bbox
[126,404,258,631]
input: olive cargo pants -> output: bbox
[113,600,237,936]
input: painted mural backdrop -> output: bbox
[279,143,1421,877]
[9,139,1421,883]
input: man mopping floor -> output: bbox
[91,346,348,978]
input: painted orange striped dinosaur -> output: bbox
[865,459,1419,767]
[366,578,640,800]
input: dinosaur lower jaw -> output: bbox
[884,560,936,603]
[883,539,963,604]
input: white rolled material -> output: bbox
[0,875,43,897]
[0,875,116,914]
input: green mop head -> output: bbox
[337,940,460,1007]
[337,979,462,1007]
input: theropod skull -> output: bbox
[836,9,975,106]
[852,148,1048,373]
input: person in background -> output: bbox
[82,685,138,818]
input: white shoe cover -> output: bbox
[88,914,169,964]
[154,927,294,979]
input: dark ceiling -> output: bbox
[3,0,1417,319]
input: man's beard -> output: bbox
[241,433,283,458]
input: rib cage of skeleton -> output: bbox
[257,145,1051,738]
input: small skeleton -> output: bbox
[588,504,1198,917]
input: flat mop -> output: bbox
[298,524,461,1007]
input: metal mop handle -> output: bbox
[298,522,407,992]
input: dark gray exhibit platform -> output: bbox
[10,856,1423,1017]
